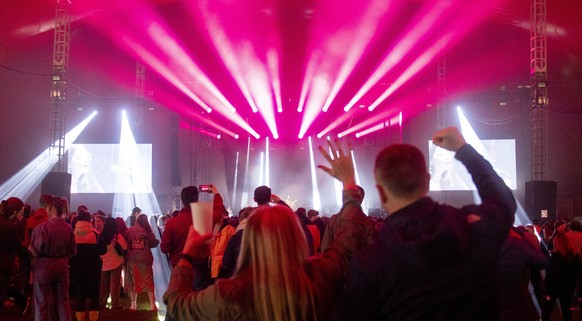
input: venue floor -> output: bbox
[3,293,582,321]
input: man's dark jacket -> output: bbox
[348,144,516,321]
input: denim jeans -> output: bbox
[33,257,72,321]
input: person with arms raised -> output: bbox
[163,139,368,321]
[347,127,516,320]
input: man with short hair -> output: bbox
[126,207,141,227]
[346,127,516,320]
[161,187,200,268]
[161,186,201,321]
[253,185,272,206]
[252,185,289,208]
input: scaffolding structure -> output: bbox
[49,0,71,173]
[530,0,548,181]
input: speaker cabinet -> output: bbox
[525,180,557,222]
[41,172,72,202]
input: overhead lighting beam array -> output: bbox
[88,0,260,139]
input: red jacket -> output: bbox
[24,207,48,246]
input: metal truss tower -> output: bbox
[530,0,548,180]
[49,0,71,173]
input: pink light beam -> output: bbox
[368,33,452,111]
[344,0,455,112]
[321,0,393,113]
[267,49,283,114]
[367,0,510,111]
[193,3,279,139]
[298,0,392,138]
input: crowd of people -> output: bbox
[1,127,581,321]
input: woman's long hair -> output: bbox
[115,217,128,236]
[234,205,317,321]
[101,217,119,245]
[136,213,154,236]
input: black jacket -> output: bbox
[497,231,548,321]
[218,229,243,279]
[347,144,516,321]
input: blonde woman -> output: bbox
[164,140,368,321]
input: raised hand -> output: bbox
[432,127,467,152]
[317,139,356,187]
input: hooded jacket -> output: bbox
[70,220,102,278]
[24,207,48,246]
[74,220,98,244]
